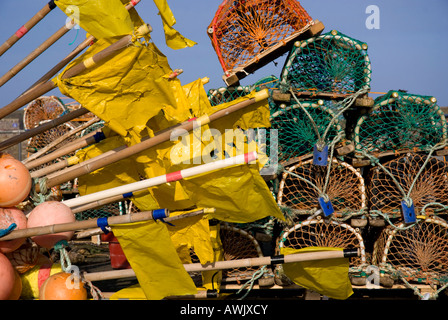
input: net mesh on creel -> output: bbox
[277,158,366,222]
[23,96,67,130]
[277,218,366,268]
[270,99,344,163]
[354,91,447,158]
[373,217,448,287]
[208,0,314,75]
[219,223,264,281]
[280,30,371,95]
[368,153,448,221]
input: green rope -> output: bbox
[236,266,269,300]
[54,240,72,273]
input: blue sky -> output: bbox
[0,0,447,109]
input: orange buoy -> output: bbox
[39,272,87,300]
[0,252,16,300]
[8,269,22,300]
[0,157,31,207]
[27,201,75,249]
[0,207,27,253]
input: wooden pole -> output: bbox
[0,208,210,241]
[0,107,89,152]
[60,152,257,209]
[0,19,77,88]
[0,0,57,57]
[22,0,142,93]
[35,90,269,193]
[24,129,103,169]
[0,0,143,121]
[0,32,136,122]
[83,248,360,282]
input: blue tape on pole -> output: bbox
[122,192,133,199]
[152,209,174,226]
[97,217,110,234]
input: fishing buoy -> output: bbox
[0,207,27,253]
[27,201,75,249]
[20,260,62,299]
[0,157,31,207]
[39,272,87,300]
[8,269,22,300]
[0,252,16,300]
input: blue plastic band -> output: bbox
[152,209,174,226]
[0,223,16,237]
[122,192,133,199]
[97,217,110,234]
[93,131,106,143]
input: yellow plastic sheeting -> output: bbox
[153,0,197,50]
[109,284,146,300]
[55,0,135,40]
[180,163,284,224]
[54,38,191,145]
[200,223,223,291]
[111,220,197,300]
[280,247,354,300]
[167,209,214,264]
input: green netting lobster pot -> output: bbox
[270,99,344,163]
[354,91,447,157]
[280,30,371,95]
[207,75,279,111]
[368,153,448,221]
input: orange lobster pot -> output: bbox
[0,252,16,300]
[0,157,32,207]
[0,207,27,253]
[27,201,75,249]
[39,272,87,300]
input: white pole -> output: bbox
[63,152,258,208]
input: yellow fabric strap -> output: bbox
[67,156,79,166]
[83,57,96,69]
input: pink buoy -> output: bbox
[0,252,15,300]
[27,201,75,249]
[0,157,31,207]
[0,207,27,253]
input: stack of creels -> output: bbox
[372,216,448,297]
[368,153,448,224]
[354,90,446,160]
[274,218,366,286]
[270,99,344,164]
[279,30,371,98]
[208,0,318,85]
[277,157,366,223]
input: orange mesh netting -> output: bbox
[368,153,448,222]
[23,96,67,130]
[276,218,366,268]
[277,158,366,221]
[207,0,314,75]
[373,217,448,286]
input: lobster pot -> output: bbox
[208,0,314,78]
[354,91,446,157]
[270,100,344,163]
[26,122,77,154]
[23,96,67,130]
[74,200,130,221]
[207,86,252,106]
[280,30,371,96]
[218,223,264,282]
[277,218,366,268]
[277,158,366,221]
[368,153,448,221]
[372,217,448,286]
